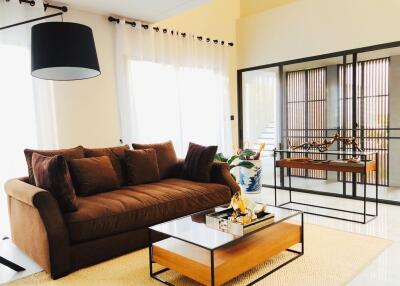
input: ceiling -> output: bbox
[60,0,209,22]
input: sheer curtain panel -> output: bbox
[114,21,232,157]
[0,1,57,235]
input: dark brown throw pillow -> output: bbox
[24,146,84,185]
[125,149,160,185]
[132,141,178,179]
[181,142,218,182]
[32,153,78,212]
[84,145,129,186]
[68,156,119,196]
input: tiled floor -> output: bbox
[252,187,400,286]
[1,188,400,285]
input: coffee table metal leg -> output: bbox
[274,150,277,206]
[375,153,379,216]
[301,212,304,254]
[148,229,174,286]
[0,256,25,272]
[149,229,153,277]
[211,250,215,286]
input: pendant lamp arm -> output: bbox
[0,12,63,31]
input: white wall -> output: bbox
[237,0,400,69]
[50,8,121,148]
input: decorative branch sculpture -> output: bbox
[287,132,363,153]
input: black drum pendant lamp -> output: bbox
[31,22,100,81]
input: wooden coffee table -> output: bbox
[149,205,303,286]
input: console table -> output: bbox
[273,149,378,224]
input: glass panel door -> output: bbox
[242,67,279,185]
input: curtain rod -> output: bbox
[108,16,234,47]
[0,12,63,30]
[5,0,68,12]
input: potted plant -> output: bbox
[214,152,254,182]
[237,144,264,194]
[215,144,265,194]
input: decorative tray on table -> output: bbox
[205,205,275,236]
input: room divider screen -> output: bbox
[237,41,400,205]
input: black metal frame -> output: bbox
[273,149,379,224]
[148,209,304,286]
[0,237,25,272]
[237,40,400,206]
[0,256,25,272]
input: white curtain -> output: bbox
[114,21,232,157]
[0,1,58,235]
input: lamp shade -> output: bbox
[31,22,100,81]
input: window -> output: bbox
[129,60,229,157]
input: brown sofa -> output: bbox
[5,160,239,279]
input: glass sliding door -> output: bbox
[242,67,279,185]
[238,42,400,205]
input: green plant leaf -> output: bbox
[214,153,228,162]
[227,155,239,165]
[229,164,238,170]
[236,161,255,169]
[238,149,256,160]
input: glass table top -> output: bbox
[150,205,301,250]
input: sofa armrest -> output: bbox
[5,178,71,278]
[210,162,240,195]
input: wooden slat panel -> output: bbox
[339,58,389,185]
[286,67,327,179]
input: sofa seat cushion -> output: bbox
[64,178,231,243]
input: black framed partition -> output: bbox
[237,40,400,206]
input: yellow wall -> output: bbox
[237,0,400,69]
[240,0,296,18]
[158,0,241,148]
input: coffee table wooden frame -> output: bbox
[149,208,304,286]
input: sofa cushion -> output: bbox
[182,142,218,182]
[132,141,178,179]
[24,146,84,184]
[125,149,160,185]
[64,178,231,243]
[84,145,129,186]
[69,156,120,196]
[32,153,78,212]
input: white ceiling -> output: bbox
[60,0,209,23]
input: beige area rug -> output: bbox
[6,224,391,286]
